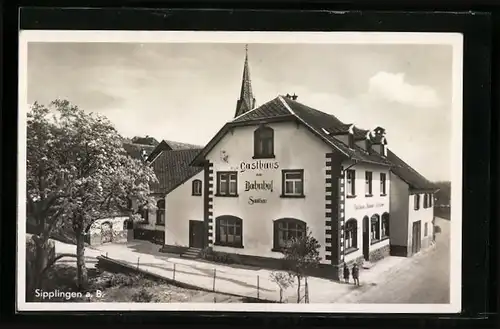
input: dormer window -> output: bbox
[366,140,372,153]
[348,134,354,148]
[253,125,275,159]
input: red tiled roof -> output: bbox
[387,150,437,191]
[192,95,435,191]
[149,149,203,195]
[234,97,291,122]
[147,139,203,163]
[192,95,391,167]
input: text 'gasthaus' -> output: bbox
[239,160,279,172]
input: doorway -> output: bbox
[362,216,370,261]
[412,221,422,255]
[189,220,205,249]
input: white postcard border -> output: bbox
[17,30,463,313]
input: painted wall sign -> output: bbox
[248,197,267,205]
[245,180,274,192]
[354,202,385,210]
[239,160,279,173]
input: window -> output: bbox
[348,134,354,148]
[215,216,243,248]
[192,179,202,196]
[156,199,165,225]
[216,172,238,196]
[370,214,380,242]
[424,193,429,208]
[429,194,433,207]
[381,213,389,238]
[380,173,387,195]
[345,219,358,252]
[365,171,373,196]
[253,126,274,158]
[281,169,304,197]
[346,169,356,197]
[424,223,428,237]
[273,218,306,250]
[414,194,420,210]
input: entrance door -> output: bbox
[189,220,204,249]
[412,221,422,254]
[362,216,370,261]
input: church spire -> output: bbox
[234,44,256,118]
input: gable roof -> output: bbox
[147,139,203,163]
[192,95,392,167]
[387,149,438,192]
[149,149,203,195]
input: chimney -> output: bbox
[291,93,298,100]
[370,127,387,156]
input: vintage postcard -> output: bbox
[18,31,463,313]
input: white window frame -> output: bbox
[283,170,304,196]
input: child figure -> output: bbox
[352,263,360,286]
[343,263,350,284]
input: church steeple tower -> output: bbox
[234,44,256,118]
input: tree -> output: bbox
[131,135,159,146]
[26,100,158,294]
[269,271,294,303]
[280,229,321,303]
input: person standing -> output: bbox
[352,263,360,286]
[343,263,350,284]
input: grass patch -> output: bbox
[34,264,256,303]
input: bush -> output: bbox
[131,288,155,302]
[107,273,143,287]
[200,248,241,265]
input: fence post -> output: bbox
[213,269,216,292]
[173,263,176,281]
[257,275,260,299]
[137,257,140,269]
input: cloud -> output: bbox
[368,72,441,108]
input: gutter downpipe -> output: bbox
[342,159,359,174]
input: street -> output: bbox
[339,217,450,304]
[48,217,451,304]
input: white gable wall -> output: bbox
[165,171,204,247]
[205,121,334,263]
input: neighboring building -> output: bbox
[387,150,439,257]
[123,139,202,244]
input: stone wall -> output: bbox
[368,244,391,262]
[86,217,130,246]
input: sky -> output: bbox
[27,42,454,181]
